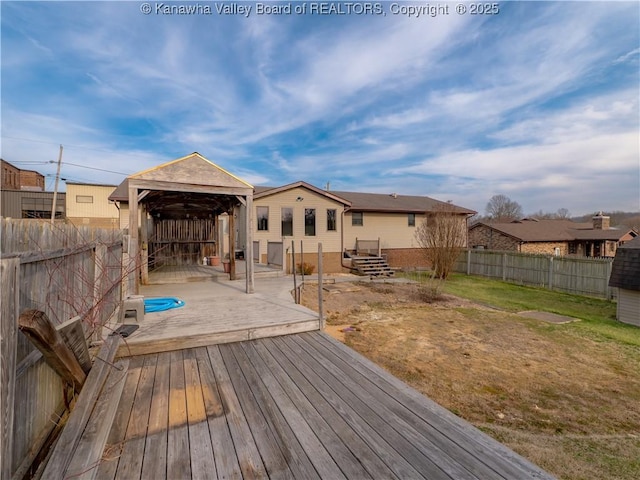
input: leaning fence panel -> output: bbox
[1,219,124,478]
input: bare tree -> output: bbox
[556,208,571,219]
[415,204,467,280]
[485,194,523,221]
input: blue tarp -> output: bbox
[144,297,185,313]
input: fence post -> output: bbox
[466,249,471,275]
[292,240,298,304]
[548,256,554,290]
[1,258,19,480]
[502,253,507,281]
[92,243,107,343]
[606,259,612,300]
[318,243,324,329]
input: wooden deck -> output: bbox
[108,278,319,357]
[60,332,553,480]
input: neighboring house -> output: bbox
[608,236,640,327]
[1,189,65,219]
[1,159,45,191]
[469,214,636,257]
[65,182,120,228]
[250,182,475,272]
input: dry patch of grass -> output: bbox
[301,281,640,480]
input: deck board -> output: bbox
[167,350,192,479]
[77,332,554,480]
[141,352,170,480]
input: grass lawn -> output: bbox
[406,272,640,347]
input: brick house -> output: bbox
[1,159,45,191]
[468,214,637,258]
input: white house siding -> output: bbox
[343,211,424,250]
[66,184,120,228]
[618,289,640,327]
[253,187,344,268]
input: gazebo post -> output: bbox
[245,195,255,293]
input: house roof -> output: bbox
[470,218,635,243]
[254,181,352,206]
[255,183,475,215]
[331,190,475,214]
[608,236,640,291]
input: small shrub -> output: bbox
[296,262,315,275]
[417,280,444,303]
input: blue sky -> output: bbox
[2,1,639,216]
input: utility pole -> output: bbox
[51,145,63,224]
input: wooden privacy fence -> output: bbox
[454,249,615,299]
[1,219,123,479]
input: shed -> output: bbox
[111,152,255,294]
[608,236,640,326]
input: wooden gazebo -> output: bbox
[114,153,255,293]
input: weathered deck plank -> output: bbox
[207,346,269,479]
[183,348,216,480]
[116,354,157,479]
[60,331,555,480]
[268,336,428,479]
[96,355,143,479]
[194,347,243,479]
[167,350,191,479]
[141,351,170,480]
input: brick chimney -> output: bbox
[592,212,610,230]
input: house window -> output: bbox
[76,195,93,203]
[257,206,269,231]
[281,207,293,236]
[305,208,316,236]
[408,213,416,227]
[352,212,363,226]
[327,209,337,231]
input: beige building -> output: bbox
[250,182,475,273]
[65,182,120,228]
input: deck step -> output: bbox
[351,256,395,277]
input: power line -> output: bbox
[58,161,130,176]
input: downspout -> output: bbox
[340,207,351,270]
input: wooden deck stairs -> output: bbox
[351,256,395,277]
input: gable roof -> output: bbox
[255,183,475,215]
[130,152,252,188]
[254,181,351,206]
[331,190,475,215]
[608,236,640,291]
[109,152,252,202]
[470,218,635,243]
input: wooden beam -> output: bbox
[235,195,246,207]
[18,309,86,389]
[128,185,139,295]
[318,243,324,329]
[245,195,254,294]
[229,207,236,281]
[1,258,19,480]
[140,204,149,285]
[137,190,150,202]
[56,316,92,374]
[42,335,122,480]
